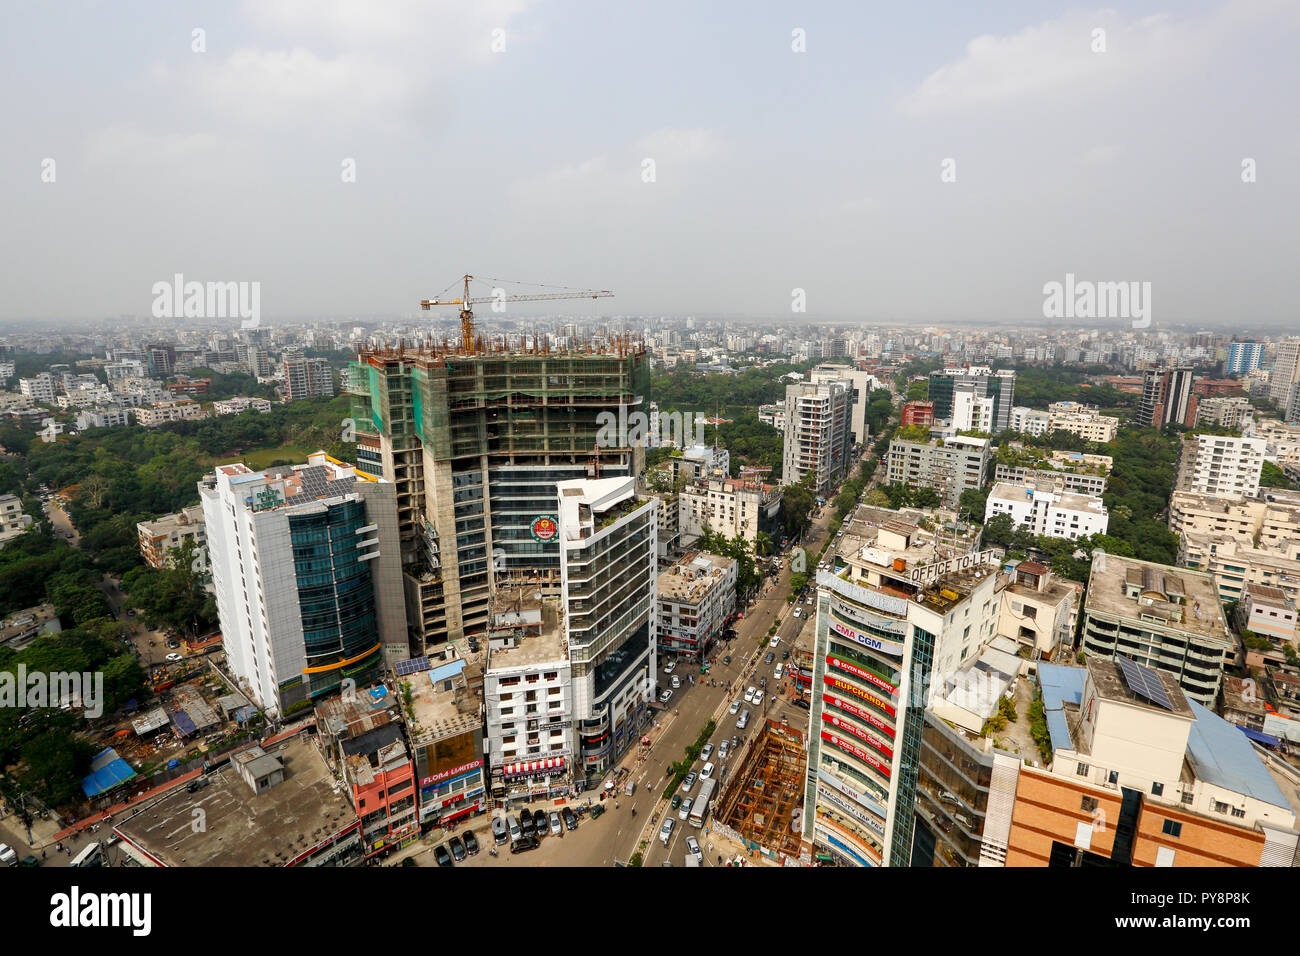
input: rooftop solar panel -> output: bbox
[1117,655,1173,711]
[394,656,431,677]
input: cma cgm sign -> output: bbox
[908,549,998,587]
[829,618,904,658]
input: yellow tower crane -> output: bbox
[420,274,614,353]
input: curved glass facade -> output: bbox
[289,499,382,697]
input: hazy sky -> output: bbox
[3,0,1298,325]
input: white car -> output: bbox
[752,691,764,707]
[717,740,730,760]
[686,836,703,863]
[770,635,781,646]
[679,798,693,821]
[700,762,715,779]
[744,686,756,703]
[774,663,784,679]
[700,743,714,761]
[659,689,673,703]
[165,653,182,662]
[659,819,676,845]
[792,608,802,618]
[671,675,681,688]
[0,843,16,867]
[729,699,741,714]
[663,661,676,674]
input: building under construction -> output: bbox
[715,717,807,858]
[347,339,648,656]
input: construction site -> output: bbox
[714,717,808,859]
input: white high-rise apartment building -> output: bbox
[1175,434,1266,499]
[782,380,854,495]
[557,476,658,782]
[200,452,406,716]
[1269,338,1300,405]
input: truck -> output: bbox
[689,777,716,828]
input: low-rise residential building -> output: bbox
[886,434,990,509]
[1010,406,1051,436]
[1176,433,1265,498]
[1045,402,1119,443]
[677,475,781,549]
[1249,419,1300,469]
[1239,583,1297,649]
[656,551,737,660]
[1181,533,1300,621]
[1196,395,1254,430]
[74,407,133,430]
[1078,553,1233,706]
[0,603,61,651]
[997,560,1079,660]
[136,398,206,426]
[212,396,273,416]
[18,373,57,404]
[0,493,33,548]
[900,400,935,427]
[484,589,574,804]
[985,480,1109,541]
[757,402,785,432]
[136,504,207,569]
[992,449,1109,496]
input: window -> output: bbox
[1213,801,1229,814]
[1076,762,1089,777]
[1107,770,1119,785]
[1231,806,1246,819]
[1081,796,1098,813]
[1181,792,1194,805]
[1151,782,1164,797]
[1161,819,1182,838]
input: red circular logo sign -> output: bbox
[531,516,558,542]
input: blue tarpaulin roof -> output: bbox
[81,748,137,797]
[1237,725,1281,747]
[1037,663,1085,753]
[1187,703,1290,810]
[170,710,198,737]
[429,659,467,684]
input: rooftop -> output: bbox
[657,551,737,603]
[487,591,566,671]
[115,735,357,866]
[1083,553,1229,644]
[403,659,482,744]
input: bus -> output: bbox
[689,777,716,828]
[69,842,104,868]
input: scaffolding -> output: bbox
[715,718,807,856]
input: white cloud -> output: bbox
[85,125,222,167]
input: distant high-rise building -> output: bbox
[782,380,853,495]
[1135,366,1196,428]
[927,367,1015,432]
[200,453,406,716]
[1176,434,1266,499]
[1226,341,1266,375]
[283,355,335,401]
[1269,339,1300,405]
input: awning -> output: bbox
[1237,724,1281,747]
[502,757,566,778]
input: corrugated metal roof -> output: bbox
[1186,702,1290,811]
[1038,663,1085,752]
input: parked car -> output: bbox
[670,794,682,811]
[685,836,703,864]
[753,690,764,706]
[736,710,750,730]
[659,689,673,703]
[782,650,790,660]
[681,772,697,793]
[671,675,681,688]
[433,843,453,867]
[659,819,676,845]
[744,686,756,703]
[770,636,780,646]
[463,830,480,855]
[759,676,767,688]
[729,699,741,714]
[493,816,509,845]
[19,854,40,868]
[679,798,693,821]
[519,812,535,838]
[792,608,802,618]
[549,811,562,836]
[165,653,182,663]
[511,835,539,854]
[532,808,548,836]
[700,762,715,779]
[663,661,676,674]
[700,743,714,761]
[774,663,784,679]
[793,697,811,710]
[722,655,731,665]
[448,835,466,862]
[764,652,775,665]
[717,740,730,760]
[562,807,578,831]
[0,844,16,867]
